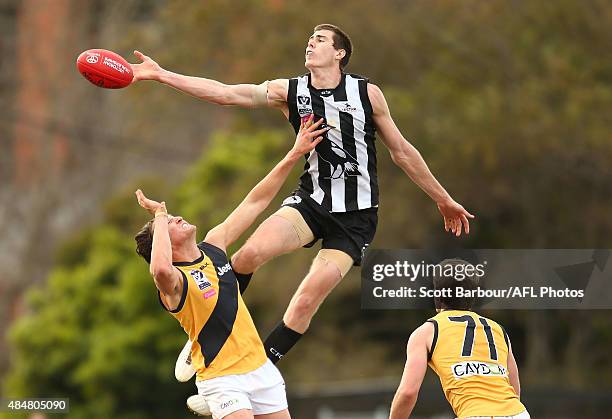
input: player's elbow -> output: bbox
[218,85,247,107]
[391,141,420,168]
[390,145,410,166]
[150,264,174,282]
[397,384,419,401]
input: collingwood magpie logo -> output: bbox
[317,138,361,179]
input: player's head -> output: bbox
[134,215,197,263]
[432,259,479,311]
[305,24,353,71]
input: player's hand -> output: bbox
[290,114,329,158]
[135,189,167,216]
[437,199,475,236]
[131,50,163,82]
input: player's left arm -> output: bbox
[204,116,328,251]
[389,322,432,419]
[369,83,475,236]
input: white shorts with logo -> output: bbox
[465,410,530,419]
[196,359,288,419]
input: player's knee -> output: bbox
[290,292,318,319]
[232,243,262,273]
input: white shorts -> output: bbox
[196,359,288,419]
[465,411,530,419]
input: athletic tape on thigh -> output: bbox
[251,80,270,106]
[272,206,315,246]
[316,249,354,278]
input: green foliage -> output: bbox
[3,127,298,418]
[4,226,191,418]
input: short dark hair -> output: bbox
[135,219,154,264]
[314,23,353,69]
[432,259,479,310]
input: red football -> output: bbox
[76,49,133,89]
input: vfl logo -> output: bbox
[86,54,99,64]
[216,262,232,277]
[297,95,312,117]
[190,270,204,281]
[190,270,212,290]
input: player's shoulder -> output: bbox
[345,72,370,82]
[197,240,229,261]
[362,81,385,111]
[288,73,310,81]
[410,320,435,343]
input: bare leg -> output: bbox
[283,249,353,333]
[231,207,314,274]
[255,409,291,419]
[224,409,254,419]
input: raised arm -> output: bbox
[130,51,288,110]
[204,116,329,250]
[389,322,433,419]
[134,191,182,300]
[368,83,475,236]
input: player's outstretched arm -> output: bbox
[204,116,329,251]
[507,338,521,397]
[130,51,288,109]
[369,83,475,237]
[389,322,432,419]
[135,190,182,296]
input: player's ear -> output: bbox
[336,49,346,61]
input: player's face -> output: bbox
[305,30,342,69]
[166,215,197,244]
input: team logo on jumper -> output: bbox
[317,139,361,179]
[190,270,212,290]
[297,95,311,105]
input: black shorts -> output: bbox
[281,192,378,266]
